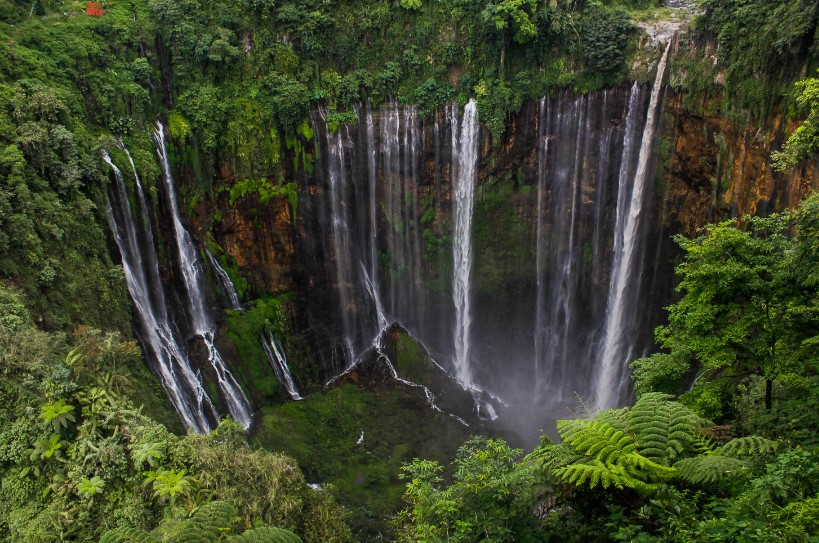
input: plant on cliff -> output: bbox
[773,71,819,172]
[699,0,819,119]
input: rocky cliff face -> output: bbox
[201,94,818,306]
[210,192,296,296]
[176,80,817,438]
[661,92,818,233]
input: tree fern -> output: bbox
[628,392,706,465]
[224,526,302,543]
[99,528,161,543]
[554,419,675,491]
[717,436,778,457]
[674,455,750,484]
[558,420,637,464]
[594,406,629,431]
[169,501,238,543]
[526,442,581,470]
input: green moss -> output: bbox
[252,384,472,540]
[224,296,290,400]
[286,127,314,180]
[297,119,314,141]
[395,334,430,386]
[472,180,533,295]
[168,112,191,142]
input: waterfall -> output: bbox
[116,139,167,314]
[305,89,664,433]
[596,42,671,409]
[365,102,380,306]
[152,123,253,428]
[102,150,215,433]
[261,333,303,400]
[451,99,479,388]
[361,261,388,332]
[317,113,362,359]
[206,250,242,310]
[381,102,409,322]
[533,98,549,387]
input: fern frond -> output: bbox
[188,500,239,529]
[170,501,239,543]
[604,460,666,493]
[224,526,302,543]
[555,461,624,490]
[691,431,718,455]
[674,455,750,484]
[555,459,665,492]
[99,527,161,543]
[629,393,705,465]
[527,442,581,470]
[595,407,629,431]
[620,452,677,480]
[717,436,778,457]
[557,420,636,462]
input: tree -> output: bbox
[481,0,538,77]
[489,0,538,44]
[396,437,538,543]
[582,8,633,75]
[530,393,778,492]
[632,195,819,418]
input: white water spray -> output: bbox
[153,123,253,428]
[596,42,672,409]
[261,333,303,400]
[451,99,479,388]
[102,150,215,432]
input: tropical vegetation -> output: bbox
[1,0,818,540]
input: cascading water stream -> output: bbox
[365,103,380,308]
[153,123,253,428]
[451,99,479,389]
[318,112,360,359]
[102,150,215,433]
[116,140,166,312]
[306,88,664,435]
[533,98,549,387]
[261,333,303,400]
[361,262,388,332]
[596,41,672,409]
[206,250,243,311]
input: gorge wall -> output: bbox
[172,64,816,437]
[101,40,818,439]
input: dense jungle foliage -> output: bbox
[396,193,819,543]
[0,0,817,327]
[1,0,818,541]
